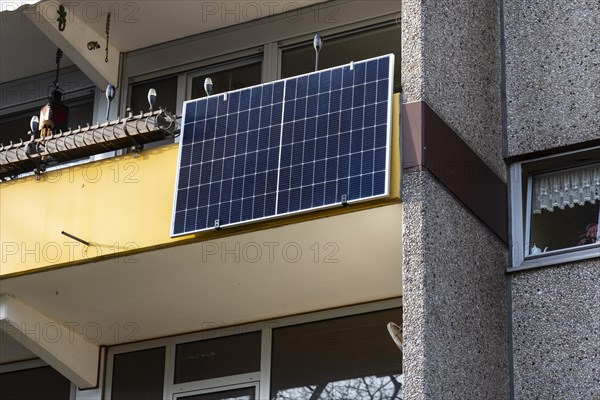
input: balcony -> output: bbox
[1,88,401,388]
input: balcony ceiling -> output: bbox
[0,0,327,83]
[0,3,74,82]
[0,204,402,363]
[79,0,327,52]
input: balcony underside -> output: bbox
[1,203,402,365]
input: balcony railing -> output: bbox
[0,109,178,180]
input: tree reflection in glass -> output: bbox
[273,374,403,400]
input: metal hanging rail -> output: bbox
[0,109,178,181]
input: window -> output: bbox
[0,95,94,147]
[189,62,262,100]
[270,308,402,400]
[0,107,42,146]
[510,147,600,270]
[105,301,402,400]
[281,24,401,93]
[130,76,178,114]
[125,59,262,151]
[174,331,261,384]
[0,366,71,400]
[111,347,166,400]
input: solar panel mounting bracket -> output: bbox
[341,194,348,207]
[214,219,222,230]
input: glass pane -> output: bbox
[272,376,403,400]
[191,62,262,99]
[270,308,403,400]
[528,164,600,255]
[0,367,71,400]
[281,24,401,92]
[0,96,94,146]
[181,386,255,400]
[66,97,95,128]
[130,76,178,113]
[111,347,166,400]
[0,111,36,146]
[175,331,261,383]
[530,202,599,252]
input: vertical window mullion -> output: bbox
[163,344,176,400]
[262,42,279,83]
[259,327,272,400]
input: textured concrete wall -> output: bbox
[401,1,509,398]
[504,2,600,398]
[511,260,600,399]
[402,0,505,180]
[504,0,600,157]
[402,171,509,400]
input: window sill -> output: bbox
[509,243,600,272]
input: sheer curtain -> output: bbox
[532,164,600,214]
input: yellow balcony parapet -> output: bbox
[0,94,400,277]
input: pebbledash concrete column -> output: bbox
[504,1,600,398]
[401,1,510,399]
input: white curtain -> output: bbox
[532,163,600,214]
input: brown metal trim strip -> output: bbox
[401,101,509,244]
[400,102,424,172]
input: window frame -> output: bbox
[277,19,400,82]
[509,147,600,271]
[185,56,264,101]
[123,52,265,121]
[103,299,401,400]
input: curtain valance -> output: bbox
[532,164,600,213]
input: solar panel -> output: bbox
[172,54,394,237]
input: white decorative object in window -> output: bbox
[532,164,600,213]
[510,148,600,271]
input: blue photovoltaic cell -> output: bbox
[172,54,393,237]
